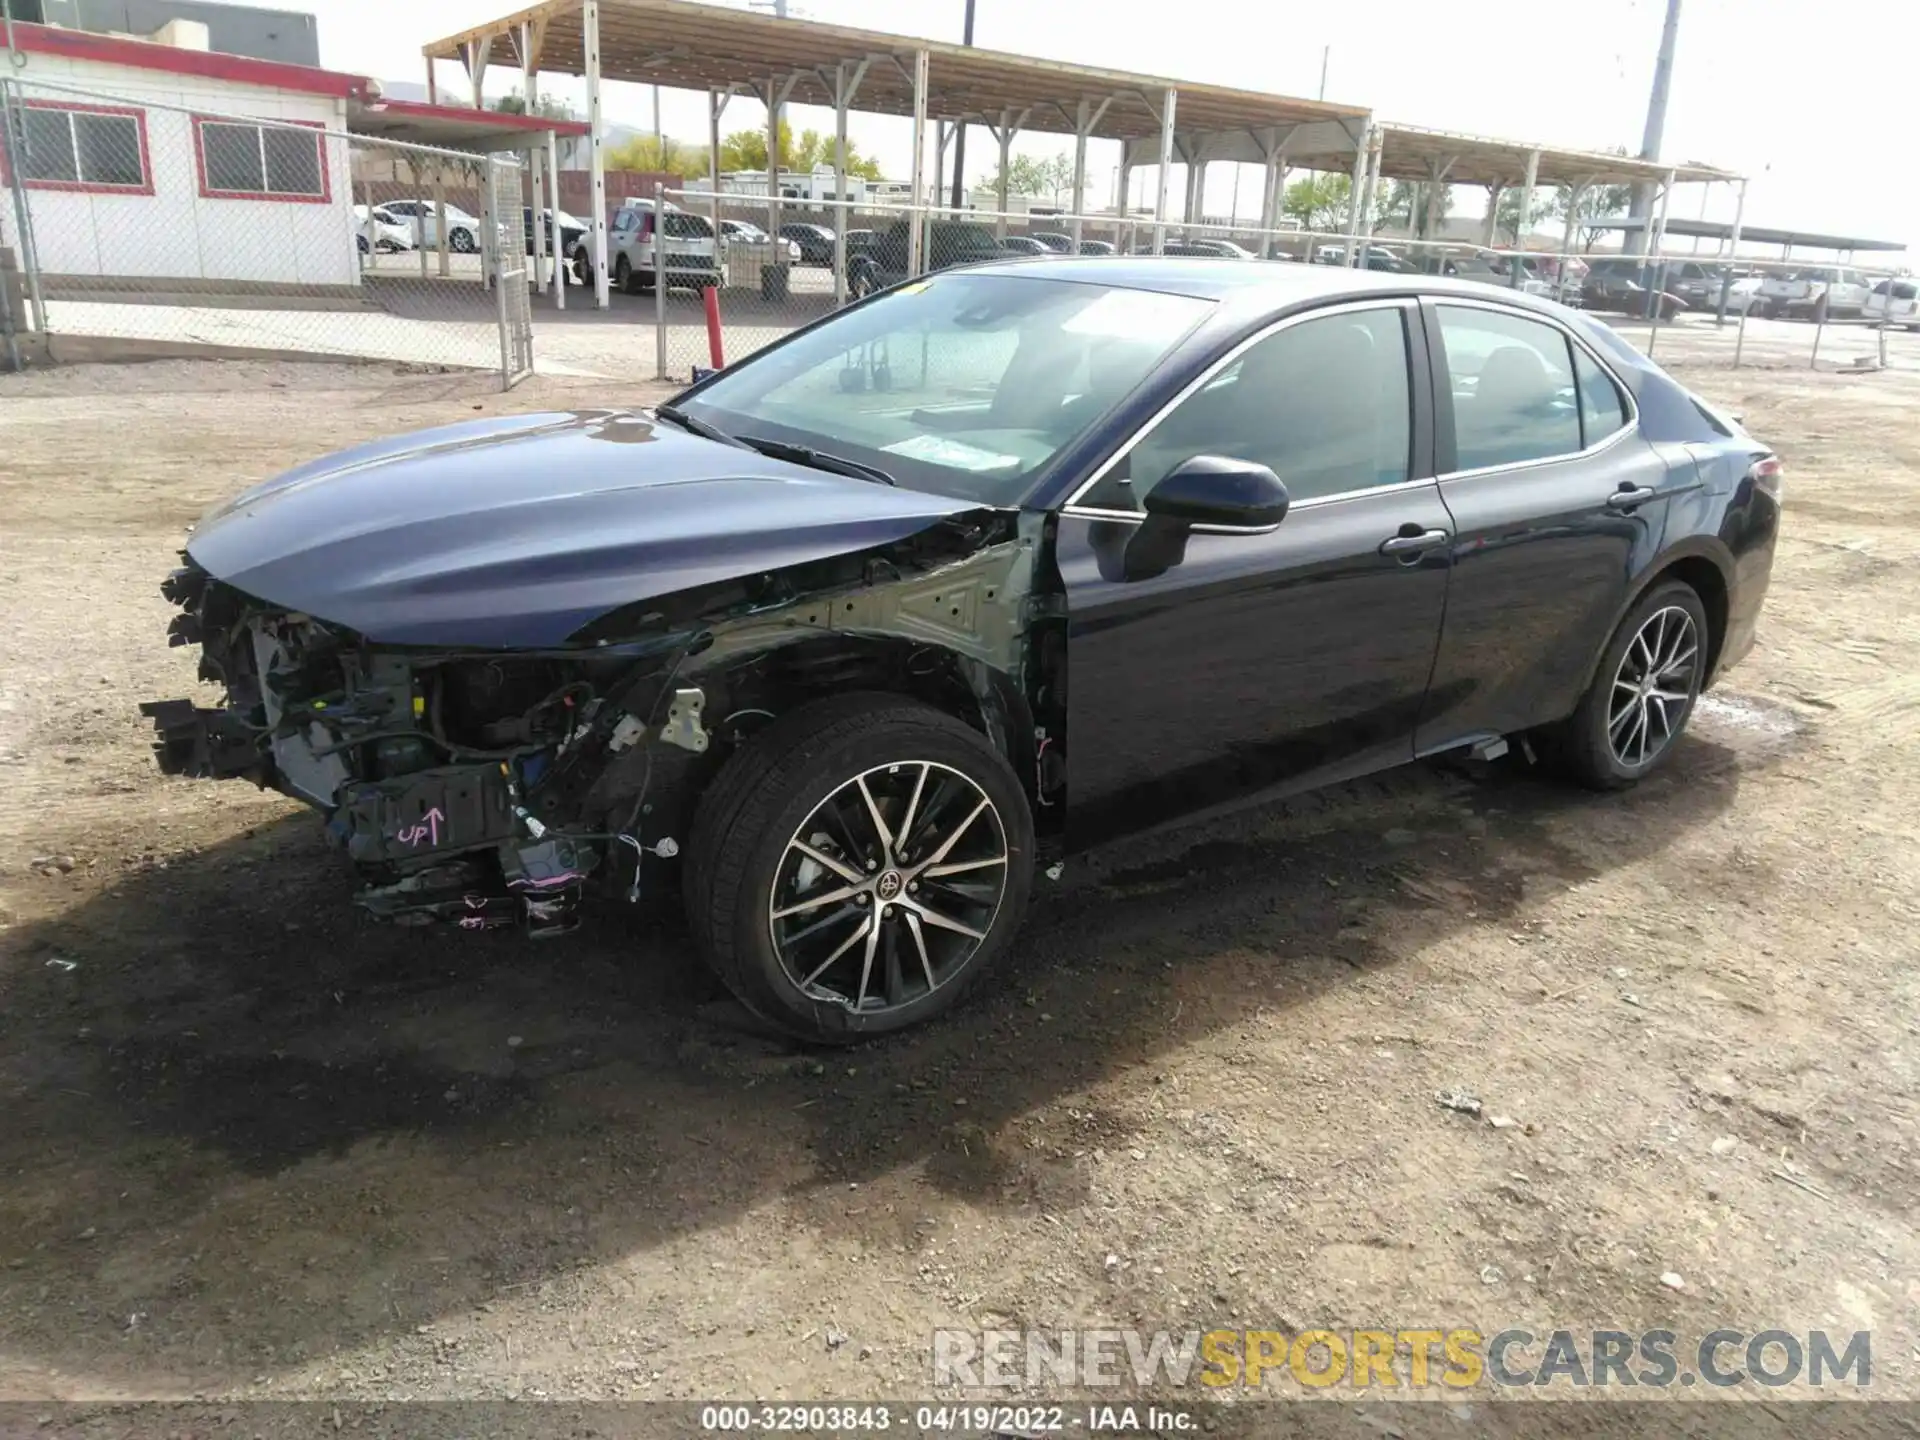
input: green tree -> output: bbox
[605,134,709,178]
[717,122,882,179]
[1374,179,1417,230]
[1546,181,1634,248]
[1495,186,1552,245]
[492,88,577,122]
[1282,172,1351,232]
[979,152,1075,203]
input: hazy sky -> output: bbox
[311,0,1915,249]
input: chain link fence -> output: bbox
[606,187,1914,384]
[1,77,537,386]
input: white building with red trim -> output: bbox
[1,20,585,290]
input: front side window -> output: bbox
[1084,305,1413,510]
[679,273,1212,504]
[9,103,147,191]
[1437,305,1579,471]
[196,118,326,200]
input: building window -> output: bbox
[3,101,151,194]
[194,117,328,202]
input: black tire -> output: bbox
[614,255,638,295]
[1552,580,1709,791]
[449,227,476,254]
[356,234,370,254]
[571,247,591,287]
[685,693,1035,1044]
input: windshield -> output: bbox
[678,273,1213,504]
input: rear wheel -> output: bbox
[614,255,638,295]
[686,695,1034,1044]
[449,227,477,254]
[1551,581,1708,790]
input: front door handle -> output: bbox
[1606,485,1658,511]
[1379,527,1451,557]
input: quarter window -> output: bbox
[1089,306,1413,509]
[9,103,148,191]
[1437,305,1580,471]
[1572,345,1628,446]
[195,118,326,200]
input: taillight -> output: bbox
[1751,455,1783,501]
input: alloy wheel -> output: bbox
[767,761,1009,1014]
[1608,604,1699,768]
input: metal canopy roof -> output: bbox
[1124,121,1739,185]
[350,96,589,153]
[1596,217,1906,253]
[422,0,1370,153]
[1373,125,1737,187]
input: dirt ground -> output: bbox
[0,349,1915,1422]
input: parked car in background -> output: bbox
[354,204,414,254]
[723,219,803,264]
[147,260,1779,1043]
[1865,277,1920,329]
[523,206,587,267]
[1031,232,1118,256]
[1445,250,1555,298]
[1141,239,1257,259]
[376,199,481,253]
[847,219,1002,294]
[1581,259,1687,320]
[1757,266,1870,320]
[999,235,1051,255]
[1657,261,1763,314]
[778,222,838,265]
[1358,246,1413,273]
[585,199,724,294]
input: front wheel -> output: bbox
[1551,581,1709,790]
[686,695,1035,1043]
[449,227,477,254]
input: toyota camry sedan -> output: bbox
[144,260,1779,1043]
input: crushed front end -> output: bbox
[141,558,693,937]
[141,500,1051,941]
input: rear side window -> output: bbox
[1436,306,1580,471]
[1572,346,1628,445]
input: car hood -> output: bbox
[186,409,984,648]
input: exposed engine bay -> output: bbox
[143,508,1062,939]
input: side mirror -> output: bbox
[1142,455,1291,530]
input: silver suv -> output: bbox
[602,199,725,294]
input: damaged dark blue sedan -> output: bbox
[146,259,1779,1042]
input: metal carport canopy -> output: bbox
[1366,125,1737,187]
[420,0,1369,151]
[349,97,590,153]
[1122,121,1739,187]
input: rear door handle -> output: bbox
[1379,527,1452,557]
[1607,485,1659,510]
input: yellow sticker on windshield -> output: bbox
[897,281,931,294]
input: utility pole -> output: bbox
[1626,0,1681,255]
[949,0,975,210]
[1318,46,1329,102]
